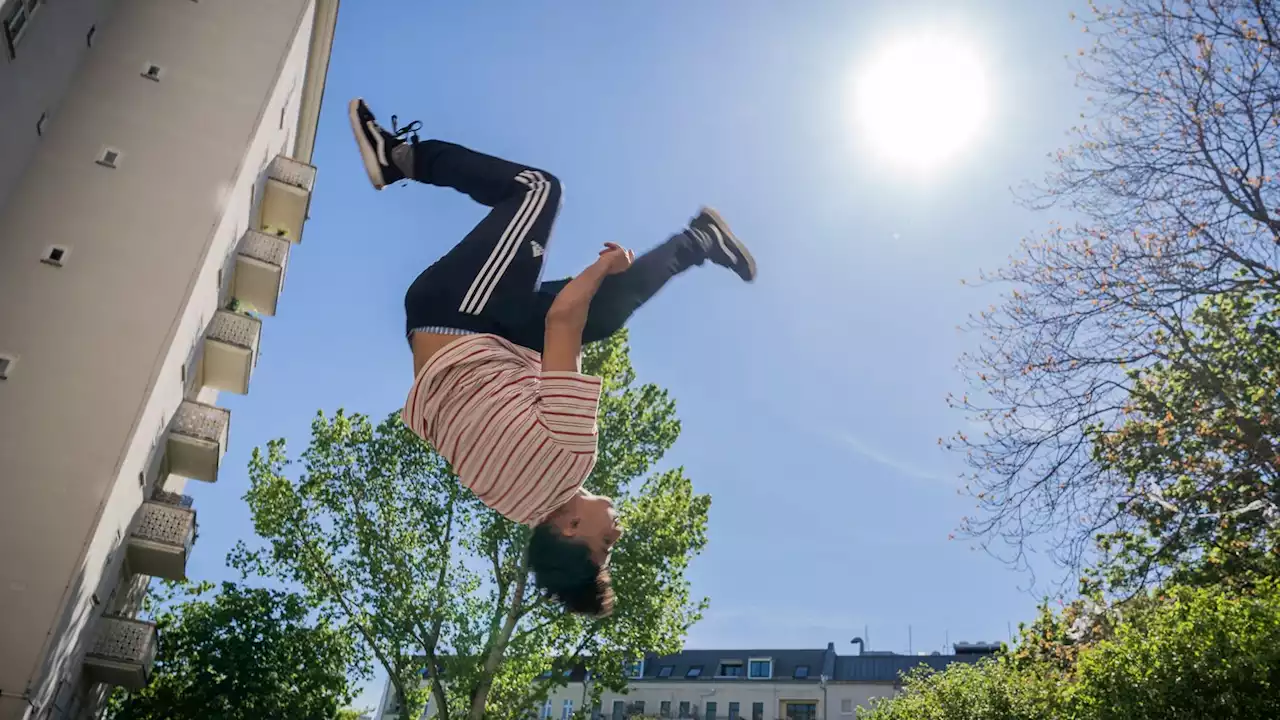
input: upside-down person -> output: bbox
[348,98,756,616]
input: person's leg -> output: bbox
[402,139,561,319]
[505,208,757,349]
[350,99,561,344]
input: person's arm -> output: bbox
[536,244,632,451]
[542,243,633,373]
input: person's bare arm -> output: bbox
[542,243,633,372]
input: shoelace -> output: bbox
[390,115,422,144]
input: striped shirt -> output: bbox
[401,334,603,525]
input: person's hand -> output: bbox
[596,242,634,275]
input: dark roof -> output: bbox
[640,649,828,681]
[636,646,990,684]
[834,654,983,682]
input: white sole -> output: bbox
[347,98,387,190]
[701,206,757,282]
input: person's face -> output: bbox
[557,490,623,566]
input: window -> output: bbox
[751,702,764,720]
[86,24,95,47]
[678,701,691,718]
[97,148,120,168]
[0,354,13,380]
[729,702,740,720]
[632,702,644,715]
[705,702,717,720]
[561,700,573,720]
[625,659,645,679]
[794,665,810,679]
[840,698,854,715]
[717,660,744,677]
[4,0,43,58]
[748,658,773,679]
[611,700,624,720]
[660,701,671,718]
[36,111,46,136]
[41,245,67,266]
[658,665,674,678]
[685,665,703,678]
[542,699,552,718]
[141,63,162,81]
[784,702,817,720]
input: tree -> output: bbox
[949,0,1280,582]
[864,579,1280,720]
[1088,289,1280,594]
[232,331,710,720]
[106,582,357,720]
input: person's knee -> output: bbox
[529,522,614,617]
[519,169,562,202]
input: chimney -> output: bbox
[822,642,837,678]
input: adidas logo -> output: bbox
[530,241,544,258]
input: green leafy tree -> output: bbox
[232,332,710,720]
[948,0,1280,581]
[1089,290,1280,594]
[105,582,357,720]
[865,580,1280,720]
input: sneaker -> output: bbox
[690,207,756,282]
[347,98,420,190]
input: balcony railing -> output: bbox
[260,155,316,243]
[83,616,158,690]
[234,229,290,316]
[127,496,196,580]
[166,401,229,482]
[198,310,261,394]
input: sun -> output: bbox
[852,33,990,173]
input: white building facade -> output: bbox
[373,643,999,720]
[0,1,338,717]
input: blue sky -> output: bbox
[186,0,1088,704]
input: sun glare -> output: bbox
[853,33,990,173]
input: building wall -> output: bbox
[376,679,900,720]
[0,0,318,717]
[0,0,119,213]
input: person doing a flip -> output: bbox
[347,98,756,617]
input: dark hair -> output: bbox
[529,522,614,617]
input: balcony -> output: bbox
[127,494,196,581]
[197,310,261,394]
[259,155,316,243]
[83,616,158,690]
[233,229,290,316]
[166,401,229,483]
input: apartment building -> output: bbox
[0,0,338,717]
[373,642,1000,720]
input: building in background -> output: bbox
[373,642,1000,720]
[0,0,338,717]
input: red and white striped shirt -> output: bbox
[401,334,603,525]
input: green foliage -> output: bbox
[105,582,357,720]
[861,659,1063,720]
[233,331,710,720]
[1072,580,1280,720]
[948,0,1280,581]
[864,580,1280,720]
[1089,289,1280,593]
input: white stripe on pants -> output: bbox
[459,170,553,315]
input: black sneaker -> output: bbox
[690,207,756,282]
[347,98,420,190]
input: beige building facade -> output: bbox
[374,643,998,720]
[0,0,338,717]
